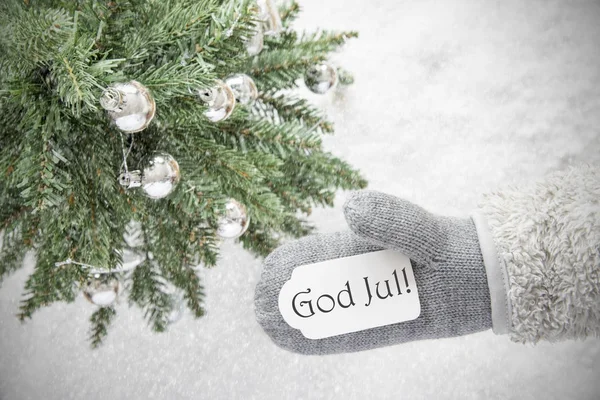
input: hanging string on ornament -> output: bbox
[198,80,236,122]
[118,130,135,181]
[119,152,181,199]
[224,74,258,105]
[304,63,338,94]
[257,0,283,36]
[217,199,250,239]
[100,81,155,133]
[83,276,120,306]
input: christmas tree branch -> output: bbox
[158,101,323,159]
[134,60,214,102]
[129,260,172,332]
[280,215,315,238]
[15,103,69,213]
[279,0,301,27]
[144,216,205,318]
[119,0,219,61]
[89,306,116,348]
[51,45,105,116]
[1,5,74,65]
[0,227,28,286]
[55,137,126,271]
[256,92,334,133]
[296,30,358,52]
[295,151,368,190]
[180,268,205,318]
[218,117,324,154]
[0,0,366,347]
[248,49,324,90]
[265,181,312,214]
[18,252,87,320]
[238,221,281,257]
[269,152,367,210]
[256,30,356,90]
[181,138,268,187]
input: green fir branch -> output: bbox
[118,0,219,60]
[279,1,301,27]
[0,227,28,286]
[0,0,364,347]
[1,6,74,65]
[295,30,358,52]
[18,253,87,320]
[129,261,173,332]
[248,48,324,90]
[217,115,324,155]
[89,306,117,348]
[238,222,281,257]
[134,60,214,103]
[257,92,334,133]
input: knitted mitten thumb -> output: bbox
[254,191,493,355]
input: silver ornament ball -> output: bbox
[83,277,119,306]
[225,74,258,105]
[119,152,181,199]
[100,81,155,133]
[217,199,250,239]
[304,63,338,94]
[141,153,181,199]
[198,80,236,122]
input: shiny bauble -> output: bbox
[304,63,338,94]
[217,199,250,239]
[140,153,181,199]
[83,277,119,306]
[198,80,236,122]
[224,74,258,105]
[100,81,155,133]
[119,153,181,199]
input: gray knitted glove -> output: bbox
[255,191,492,355]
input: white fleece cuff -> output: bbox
[471,212,512,335]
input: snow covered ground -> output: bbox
[1,0,599,399]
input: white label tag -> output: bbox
[278,250,421,340]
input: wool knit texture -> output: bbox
[254,193,492,355]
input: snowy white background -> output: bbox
[1,0,600,399]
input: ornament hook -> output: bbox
[118,170,142,189]
[100,87,123,112]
